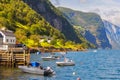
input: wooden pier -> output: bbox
[0,48,30,67]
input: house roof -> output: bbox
[0,30,15,37]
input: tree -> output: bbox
[15,28,27,43]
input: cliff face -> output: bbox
[84,30,97,46]
[103,20,120,49]
[58,7,112,49]
[96,25,112,49]
[23,0,81,43]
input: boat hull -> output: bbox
[56,62,75,66]
[18,66,55,76]
[41,57,55,61]
[41,56,60,61]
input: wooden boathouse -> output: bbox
[0,48,30,67]
[0,30,30,67]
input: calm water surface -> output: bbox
[0,50,120,80]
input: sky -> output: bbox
[50,0,120,26]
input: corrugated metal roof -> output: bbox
[0,30,15,37]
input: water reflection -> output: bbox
[0,67,20,80]
[21,74,56,80]
[0,66,56,80]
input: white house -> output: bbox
[0,30,16,48]
[39,36,52,43]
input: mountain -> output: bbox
[0,0,66,47]
[103,20,120,49]
[23,0,82,43]
[0,0,93,49]
[58,7,112,49]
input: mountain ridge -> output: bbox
[0,0,94,49]
[23,0,81,43]
[58,7,112,49]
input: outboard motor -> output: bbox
[44,66,55,76]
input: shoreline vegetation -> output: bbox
[29,47,87,53]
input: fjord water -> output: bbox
[0,49,120,80]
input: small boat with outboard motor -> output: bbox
[18,62,55,76]
[56,58,75,66]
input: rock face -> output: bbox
[58,7,112,49]
[23,0,81,43]
[84,30,97,47]
[96,25,112,49]
[103,20,120,49]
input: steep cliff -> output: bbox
[58,7,112,49]
[23,0,81,43]
[103,20,120,49]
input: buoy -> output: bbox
[73,72,76,75]
[76,77,81,80]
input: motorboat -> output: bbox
[41,55,60,61]
[56,58,75,66]
[18,62,55,76]
[18,66,55,76]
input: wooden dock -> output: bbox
[0,48,30,67]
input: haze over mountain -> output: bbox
[91,8,120,27]
[51,0,120,26]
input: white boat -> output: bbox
[18,66,55,76]
[93,50,97,52]
[41,55,60,61]
[60,52,67,55]
[56,58,75,66]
